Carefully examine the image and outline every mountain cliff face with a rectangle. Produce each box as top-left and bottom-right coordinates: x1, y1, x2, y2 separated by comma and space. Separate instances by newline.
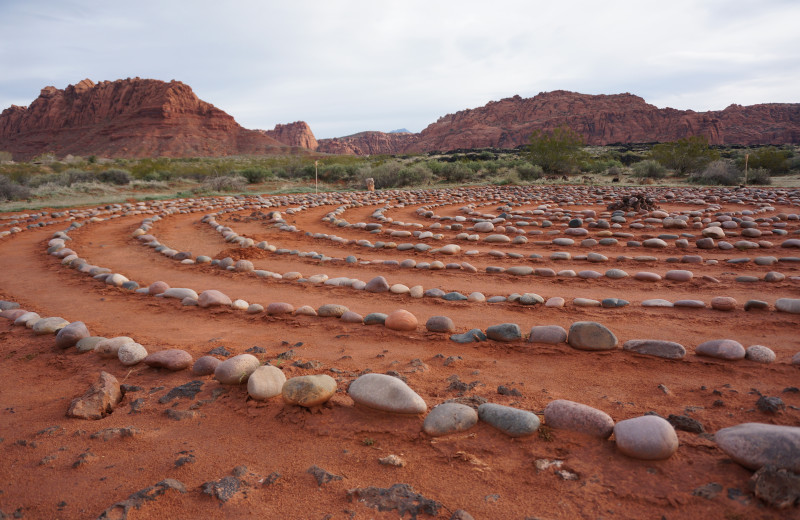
315, 91, 800, 155
2, 81, 797, 160
0, 78, 289, 160
260, 121, 318, 151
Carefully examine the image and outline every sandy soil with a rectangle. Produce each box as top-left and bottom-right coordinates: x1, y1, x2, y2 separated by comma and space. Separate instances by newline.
0, 185, 798, 520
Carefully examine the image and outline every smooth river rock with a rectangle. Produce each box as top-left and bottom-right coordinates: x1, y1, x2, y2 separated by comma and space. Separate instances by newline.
144, 349, 193, 371
384, 309, 418, 331
55, 321, 90, 349
247, 365, 287, 400
214, 354, 260, 384
623, 340, 686, 360
614, 415, 679, 460
348, 373, 427, 414
423, 402, 478, 437
478, 403, 540, 437
282, 374, 337, 407
568, 321, 618, 351
715, 423, 800, 472
695, 339, 745, 360
544, 399, 614, 439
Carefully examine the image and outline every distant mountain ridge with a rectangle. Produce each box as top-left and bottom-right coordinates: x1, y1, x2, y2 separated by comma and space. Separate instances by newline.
312, 90, 800, 155
1, 79, 798, 160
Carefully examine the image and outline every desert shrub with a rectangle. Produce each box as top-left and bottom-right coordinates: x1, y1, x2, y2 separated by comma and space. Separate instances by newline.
235, 167, 272, 184
607, 165, 624, 177
492, 170, 521, 185
26, 172, 70, 188
516, 163, 543, 181
440, 162, 474, 183
65, 168, 95, 185
632, 160, 667, 178
0, 176, 31, 201
689, 160, 742, 185
425, 161, 444, 175
527, 125, 587, 173
651, 135, 719, 174
97, 168, 131, 185
742, 147, 791, 173
318, 164, 349, 183
201, 175, 247, 192
584, 159, 623, 174
130, 179, 169, 189
398, 164, 433, 186
746, 167, 771, 185
69, 181, 117, 194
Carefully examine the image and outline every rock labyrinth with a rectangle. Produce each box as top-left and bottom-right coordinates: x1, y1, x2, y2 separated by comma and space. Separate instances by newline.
1, 184, 799, 518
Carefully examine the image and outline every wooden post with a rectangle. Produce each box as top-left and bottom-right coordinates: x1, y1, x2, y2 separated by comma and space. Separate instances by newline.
315, 160, 318, 194
744, 153, 749, 187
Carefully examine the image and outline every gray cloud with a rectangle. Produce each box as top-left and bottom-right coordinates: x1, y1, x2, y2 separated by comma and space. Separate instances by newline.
1, 0, 798, 139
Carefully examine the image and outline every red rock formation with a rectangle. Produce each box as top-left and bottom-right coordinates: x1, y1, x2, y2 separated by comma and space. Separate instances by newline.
0, 78, 291, 160
316, 91, 800, 155
261, 121, 319, 150
317, 131, 419, 156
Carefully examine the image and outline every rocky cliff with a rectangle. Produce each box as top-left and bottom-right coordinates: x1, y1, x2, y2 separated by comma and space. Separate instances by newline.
316, 91, 800, 155
0, 78, 290, 160
260, 121, 318, 150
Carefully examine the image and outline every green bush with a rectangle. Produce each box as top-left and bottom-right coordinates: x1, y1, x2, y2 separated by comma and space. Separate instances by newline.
689, 160, 742, 185
97, 168, 131, 185
65, 169, 95, 185
632, 160, 667, 178
746, 167, 771, 185
651, 135, 719, 174
318, 164, 349, 183
527, 125, 587, 173
516, 163, 543, 181
0, 175, 31, 201
236, 167, 272, 184
440, 162, 473, 183
201, 175, 247, 192
742, 147, 791, 173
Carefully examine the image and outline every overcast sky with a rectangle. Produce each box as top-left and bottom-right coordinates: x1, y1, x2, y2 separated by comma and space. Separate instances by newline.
1, 0, 798, 139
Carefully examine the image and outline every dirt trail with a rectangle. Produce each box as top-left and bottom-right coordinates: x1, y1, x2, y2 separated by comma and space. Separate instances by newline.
0, 186, 798, 519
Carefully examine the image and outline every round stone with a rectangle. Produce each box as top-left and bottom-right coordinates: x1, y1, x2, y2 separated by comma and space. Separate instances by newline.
32, 317, 69, 335
744, 300, 769, 311
545, 297, 565, 308
198, 290, 233, 308
426, 316, 455, 333
450, 329, 488, 343
478, 403, 540, 437
544, 399, 614, 439
484, 234, 511, 243
339, 311, 364, 323
573, 298, 601, 307
634, 272, 662, 282
775, 298, 800, 314
282, 374, 337, 407
94, 336, 135, 358
614, 415, 679, 460
474, 221, 494, 232
384, 310, 418, 331
528, 325, 567, 344
118, 343, 148, 366
715, 423, 800, 472
143, 349, 193, 371
161, 288, 199, 300
294, 305, 317, 316
55, 321, 90, 349
234, 259, 254, 272
486, 323, 522, 342
665, 270, 693, 281
266, 302, 294, 315
76, 336, 106, 353
695, 339, 745, 360
423, 403, 478, 437
214, 354, 260, 384
365, 276, 390, 293
317, 304, 349, 317
467, 292, 485, 302
623, 340, 686, 359
192, 355, 222, 376
674, 299, 705, 308
519, 293, 544, 305
507, 266, 533, 276
745, 345, 776, 364
710, 296, 737, 311
568, 321, 618, 351
348, 373, 427, 414
363, 312, 388, 325
601, 298, 629, 308
247, 365, 287, 400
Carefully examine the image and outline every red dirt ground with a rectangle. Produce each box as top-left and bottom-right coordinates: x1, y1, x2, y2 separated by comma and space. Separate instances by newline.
0, 185, 798, 519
